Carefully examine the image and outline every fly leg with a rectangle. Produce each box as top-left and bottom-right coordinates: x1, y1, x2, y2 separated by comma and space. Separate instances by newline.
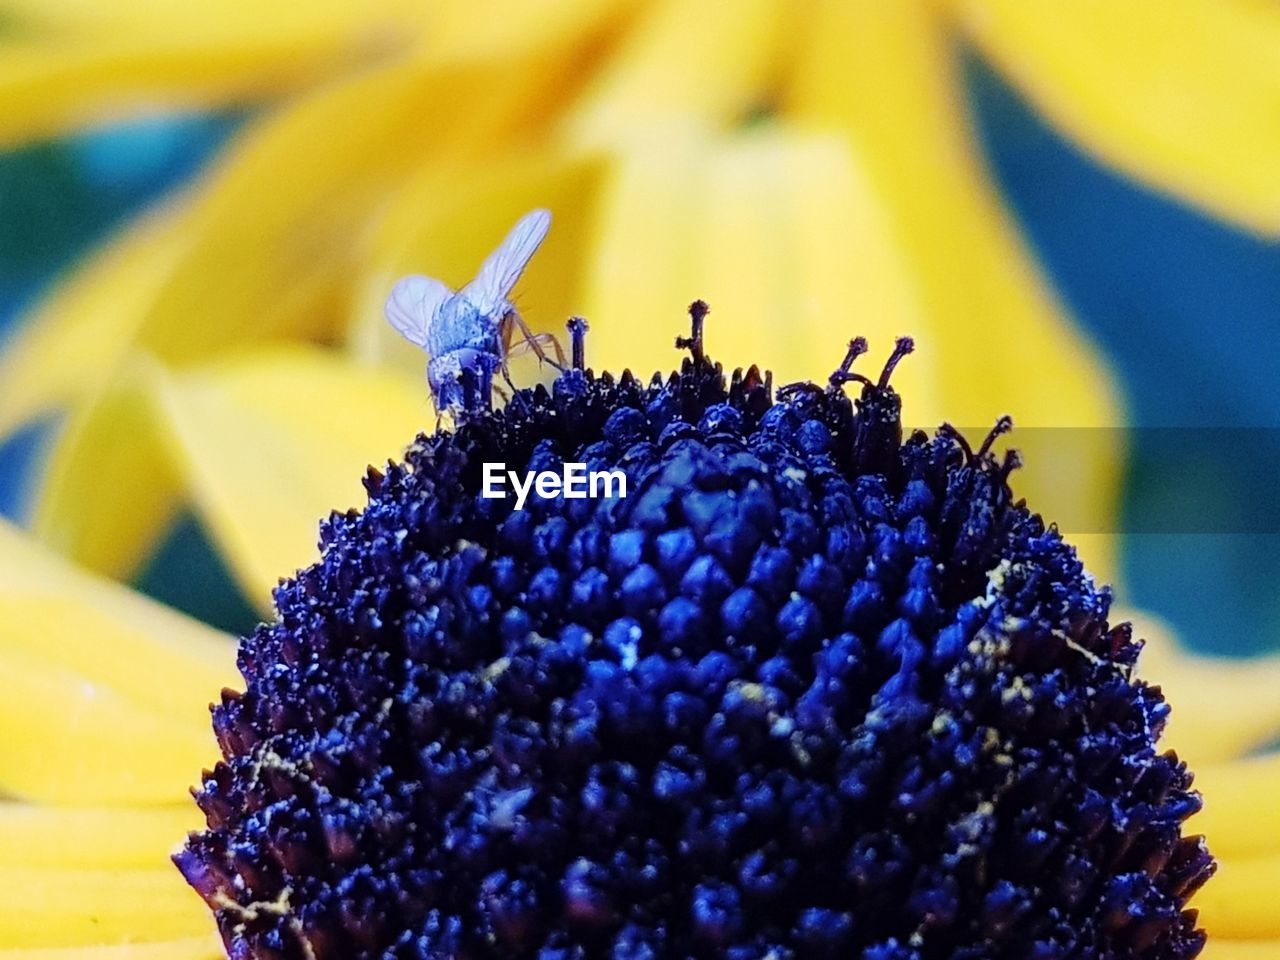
507, 311, 566, 370
507, 333, 565, 364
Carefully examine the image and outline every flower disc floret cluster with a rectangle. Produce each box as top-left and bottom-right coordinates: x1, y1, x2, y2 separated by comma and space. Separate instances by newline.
178, 336, 1212, 960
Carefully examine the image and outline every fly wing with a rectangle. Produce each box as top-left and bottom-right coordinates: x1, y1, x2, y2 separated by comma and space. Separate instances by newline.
385, 274, 451, 348
460, 209, 551, 316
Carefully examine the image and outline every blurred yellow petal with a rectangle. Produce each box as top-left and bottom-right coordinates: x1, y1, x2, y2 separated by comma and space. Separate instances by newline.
0, 0, 621, 59
1202, 942, 1280, 960
154, 347, 430, 602
32, 348, 429, 603
0, 938, 221, 960
128, 60, 444, 366
1133, 610, 1280, 765
421, 0, 641, 68
0, 805, 198, 869
562, 0, 791, 149
582, 130, 939, 417
0, 519, 234, 804
0, 19, 411, 148
1195, 754, 1280, 861
786, 0, 1121, 583
0, 207, 183, 440
0, 0, 635, 443
34, 358, 181, 580
1194, 856, 1280, 940
0, 0, 415, 38
0, 647, 213, 807
349, 150, 608, 373
0, 867, 211, 947
128, 3, 638, 369
952, 0, 1280, 236
0, 594, 228, 744
0, 519, 231, 664
1, 0, 630, 70
0, 68, 460, 441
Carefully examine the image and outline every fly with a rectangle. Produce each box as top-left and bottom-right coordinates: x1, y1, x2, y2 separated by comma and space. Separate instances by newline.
385, 209, 563, 416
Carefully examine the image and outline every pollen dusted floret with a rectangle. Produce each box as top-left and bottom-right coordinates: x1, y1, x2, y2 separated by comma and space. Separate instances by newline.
177, 313, 1212, 960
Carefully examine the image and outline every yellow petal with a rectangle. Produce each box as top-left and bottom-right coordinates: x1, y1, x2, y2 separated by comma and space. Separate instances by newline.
0, 940, 220, 960
0, 805, 199, 869
1193, 855, 1280, 940
33, 358, 181, 580
32, 348, 429, 604
421, 0, 642, 68
158, 347, 432, 603
127, 59, 442, 367
0, 0, 414, 38
951, 0, 1280, 236
126, 2, 639, 369
0, 519, 232, 668
0, 23, 409, 149
0, 0, 630, 441
0, 519, 235, 804
0, 646, 211, 808
785, 0, 1122, 583
0, 0, 621, 67
561, 0, 791, 149
0, 66, 469, 441
349, 150, 608, 375
1201, 941, 1280, 960
582, 130, 939, 418
0, 867, 211, 947
0, 16, 622, 444
1132, 610, 1280, 765
1195, 754, 1280, 861
0, 206, 183, 440
0, 595, 226, 746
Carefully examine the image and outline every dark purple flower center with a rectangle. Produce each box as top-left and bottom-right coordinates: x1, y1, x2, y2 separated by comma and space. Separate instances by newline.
178, 312, 1211, 960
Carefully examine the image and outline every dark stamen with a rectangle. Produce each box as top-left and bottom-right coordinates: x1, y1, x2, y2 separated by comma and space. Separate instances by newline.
828, 337, 872, 393
978, 415, 1014, 460
676, 300, 710, 364
878, 336, 915, 389
567, 317, 589, 371
1000, 448, 1023, 481
938, 423, 973, 462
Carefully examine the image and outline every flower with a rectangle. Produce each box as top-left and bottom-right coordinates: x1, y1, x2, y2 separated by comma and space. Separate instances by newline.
0, 322, 1279, 955
175, 325, 1216, 958
0, 1, 1276, 955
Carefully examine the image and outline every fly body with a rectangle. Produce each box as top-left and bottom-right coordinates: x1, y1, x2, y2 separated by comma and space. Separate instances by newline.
385, 209, 562, 416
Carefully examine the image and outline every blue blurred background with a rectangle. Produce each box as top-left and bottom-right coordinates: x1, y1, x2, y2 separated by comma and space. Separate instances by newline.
1, 59, 1277, 654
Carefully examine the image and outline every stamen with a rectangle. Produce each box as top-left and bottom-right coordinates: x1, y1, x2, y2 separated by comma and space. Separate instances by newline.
828, 337, 872, 393
1000, 448, 1023, 481
676, 300, 710, 364
938, 422, 974, 462
567, 317, 589, 371
878, 336, 915, 389
978, 415, 1014, 460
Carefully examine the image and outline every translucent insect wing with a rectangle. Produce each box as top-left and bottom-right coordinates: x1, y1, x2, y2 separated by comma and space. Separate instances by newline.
460, 209, 552, 315
385, 274, 452, 348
